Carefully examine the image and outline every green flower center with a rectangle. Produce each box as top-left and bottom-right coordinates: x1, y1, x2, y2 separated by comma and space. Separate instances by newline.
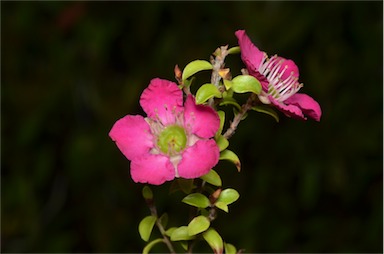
157, 125, 187, 154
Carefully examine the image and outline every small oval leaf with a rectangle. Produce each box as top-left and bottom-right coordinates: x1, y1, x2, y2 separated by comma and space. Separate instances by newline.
180, 241, 188, 251
252, 105, 279, 122
196, 84, 222, 104
227, 46, 240, 55
231, 75, 262, 94
165, 227, 177, 237
159, 213, 168, 229
217, 188, 240, 205
143, 238, 164, 254
215, 135, 229, 152
215, 111, 226, 138
219, 150, 241, 172
182, 60, 213, 81
200, 169, 222, 187
139, 215, 157, 242
188, 215, 210, 236
215, 201, 229, 213
182, 193, 210, 208
219, 97, 241, 111
170, 226, 196, 241
223, 79, 233, 90
224, 242, 237, 254
177, 178, 195, 194
202, 228, 223, 253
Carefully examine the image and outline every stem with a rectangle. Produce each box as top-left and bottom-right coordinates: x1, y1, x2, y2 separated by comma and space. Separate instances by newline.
223, 93, 256, 140
209, 46, 229, 107
146, 199, 176, 254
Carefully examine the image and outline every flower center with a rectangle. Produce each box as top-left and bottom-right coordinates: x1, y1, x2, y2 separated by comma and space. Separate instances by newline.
157, 125, 187, 155
258, 54, 302, 102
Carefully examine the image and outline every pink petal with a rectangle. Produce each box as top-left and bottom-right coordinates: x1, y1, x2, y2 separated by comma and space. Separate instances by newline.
235, 30, 264, 71
184, 95, 220, 138
284, 93, 322, 121
131, 154, 175, 185
109, 115, 154, 161
269, 96, 306, 120
140, 78, 183, 125
178, 139, 219, 179
273, 57, 300, 80
235, 30, 269, 91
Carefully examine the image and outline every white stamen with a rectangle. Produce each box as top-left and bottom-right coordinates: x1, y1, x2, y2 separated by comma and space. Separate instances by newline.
258, 54, 302, 102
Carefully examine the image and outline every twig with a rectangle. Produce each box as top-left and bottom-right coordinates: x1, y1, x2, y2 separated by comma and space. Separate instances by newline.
223, 94, 256, 140
209, 46, 229, 107
146, 199, 176, 254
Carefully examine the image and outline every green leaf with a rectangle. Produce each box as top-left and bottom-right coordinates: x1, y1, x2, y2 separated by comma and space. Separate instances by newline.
215, 111, 225, 138
223, 79, 233, 90
180, 241, 188, 251
143, 238, 164, 254
215, 135, 229, 152
217, 188, 240, 205
200, 169, 222, 187
202, 228, 223, 253
142, 186, 153, 200
224, 242, 237, 254
177, 178, 195, 194
252, 105, 280, 122
165, 227, 177, 237
188, 215, 210, 236
139, 215, 157, 242
159, 213, 168, 229
233, 107, 248, 121
215, 201, 228, 213
231, 75, 262, 94
196, 83, 222, 104
227, 46, 241, 55
219, 150, 241, 172
182, 193, 210, 208
170, 226, 196, 241
219, 97, 241, 111
182, 60, 213, 81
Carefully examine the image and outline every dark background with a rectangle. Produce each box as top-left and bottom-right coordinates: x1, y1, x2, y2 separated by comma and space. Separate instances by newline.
1, 1, 383, 253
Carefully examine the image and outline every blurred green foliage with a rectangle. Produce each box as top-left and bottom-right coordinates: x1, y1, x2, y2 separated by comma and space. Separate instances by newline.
1, 1, 382, 253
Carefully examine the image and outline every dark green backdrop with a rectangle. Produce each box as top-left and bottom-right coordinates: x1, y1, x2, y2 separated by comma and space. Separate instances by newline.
2, 1, 382, 253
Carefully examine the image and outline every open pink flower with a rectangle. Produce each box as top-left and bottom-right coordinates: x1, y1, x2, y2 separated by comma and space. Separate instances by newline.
109, 78, 220, 185
235, 30, 322, 121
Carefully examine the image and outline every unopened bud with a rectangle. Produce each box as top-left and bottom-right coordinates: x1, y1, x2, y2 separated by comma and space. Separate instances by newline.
174, 64, 182, 83
210, 188, 222, 204
142, 185, 153, 200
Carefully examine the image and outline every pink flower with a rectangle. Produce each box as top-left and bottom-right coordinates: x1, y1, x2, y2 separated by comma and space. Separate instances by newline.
235, 30, 322, 121
109, 78, 220, 185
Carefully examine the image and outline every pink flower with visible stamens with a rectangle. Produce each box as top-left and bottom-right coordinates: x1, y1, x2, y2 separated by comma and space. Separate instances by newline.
109, 78, 220, 185
235, 30, 322, 121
